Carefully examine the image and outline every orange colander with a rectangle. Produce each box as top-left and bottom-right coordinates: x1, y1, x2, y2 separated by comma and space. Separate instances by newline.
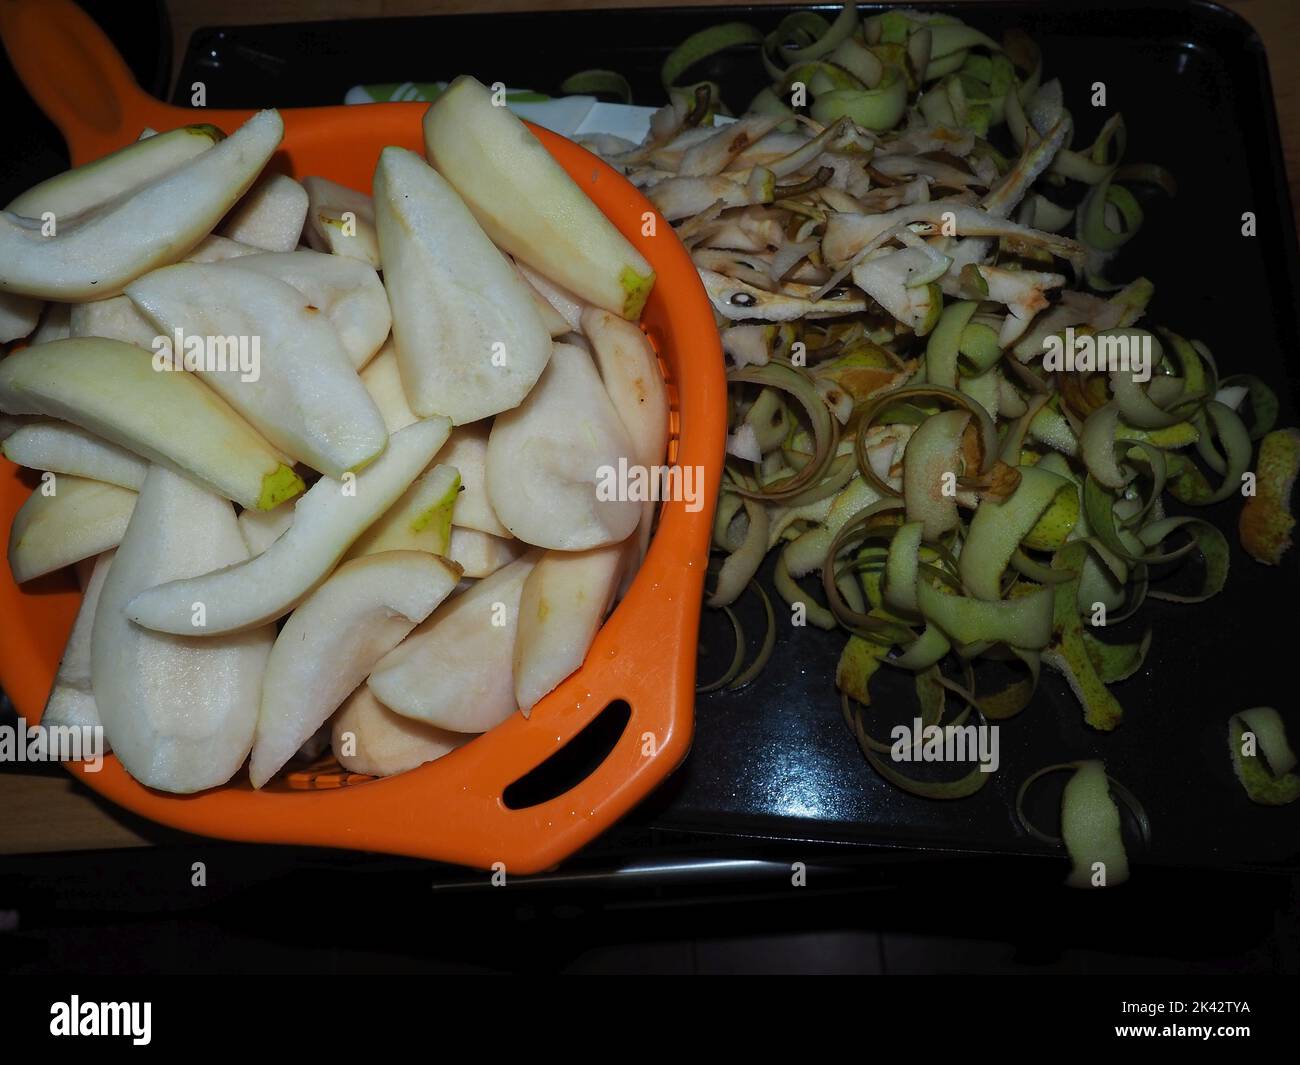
0, 0, 725, 873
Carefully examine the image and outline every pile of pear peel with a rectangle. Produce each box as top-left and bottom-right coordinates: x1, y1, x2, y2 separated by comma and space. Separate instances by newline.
0, 75, 667, 793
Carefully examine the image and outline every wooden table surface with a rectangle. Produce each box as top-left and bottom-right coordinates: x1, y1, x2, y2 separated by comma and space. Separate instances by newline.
2, 0, 1297, 855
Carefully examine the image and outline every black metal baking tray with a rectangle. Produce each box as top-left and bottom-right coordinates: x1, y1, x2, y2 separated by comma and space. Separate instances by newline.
12, 2, 1300, 874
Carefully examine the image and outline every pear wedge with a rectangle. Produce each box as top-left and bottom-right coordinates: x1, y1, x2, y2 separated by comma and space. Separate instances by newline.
332, 685, 468, 776
2, 420, 148, 490
42, 550, 114, 740
580, 307, 670, 562
513, 262, 571, 337
346, 463, 460, 559
8, 475, 136, 583
248, 550, 461, 787
514, 543, 627, 713
0, 337, 303, 510
447, 527, 526, 578
126, 261, 388, 478
221, 250, 391, 369
516, 260, 586, 332
91, 465, 274, 793
237, 502, 294, 555
220, 172, 308, 252
7, 123, 223, 220
373, 146, 551, 423
0, 292, 41, 343
30, 303, 71, 345
360, 338, 419, 432
368, 551, 539, 732
486, 342, 640, 549
70, 294, 156, 348
423, 76, 655, 320
302, 175, 381, 267
0, 110, 283, 300
125, 417, 451, 635
186, 234, 261, 263
439, 423, 508, 536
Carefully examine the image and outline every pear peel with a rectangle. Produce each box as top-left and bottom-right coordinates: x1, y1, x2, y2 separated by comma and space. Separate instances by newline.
249, 550, 461, 788
486, 342, 640, 550
125, 418, 452, 635
368, 551, 540, 732
90, 465, 274, 794
373, 145, 552, 424
0, 110, 284, 300
126, 261, 389, 478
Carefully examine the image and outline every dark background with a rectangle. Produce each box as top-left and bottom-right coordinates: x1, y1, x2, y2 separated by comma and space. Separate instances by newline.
1, 0, 1298, 974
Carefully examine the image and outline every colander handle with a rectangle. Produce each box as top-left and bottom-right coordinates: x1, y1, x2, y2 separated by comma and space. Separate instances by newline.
0, 0, 172, 163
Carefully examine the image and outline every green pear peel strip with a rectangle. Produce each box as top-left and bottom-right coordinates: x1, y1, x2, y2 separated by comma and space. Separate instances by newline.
0, 337, 302, 511
8, 475, 137, 583
1234, 707, 1298, 779
1061, 760, 1130, 888
0, 111, 283, 300
959, 465, 1072, 600
125, 418, 451, 635
249, 550, 461, 788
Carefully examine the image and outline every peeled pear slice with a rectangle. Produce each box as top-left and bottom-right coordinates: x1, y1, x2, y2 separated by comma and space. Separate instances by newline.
513, 262, 570, 337
423, 76, 655, 320
360, 338, 419, 432
125, 418, 451, 635
514, 543, 626, 713
30, 303, 71, 345
8, 475, 137, 582
0, 110, 283, 300
302, 175, 380, 267
516, 261, 586, 332
346, 463, 459, 559
220, 172, 308, 252
69, 295, 156, 348
581, 307, 671, 561
2, 420, 147, 490
486, 342, 640, 549
237, 502, 294, 555
373, 146, 551, 423
42, 550, 114, 740
249, 550, 461, 787
447, 527, 526, 578
186, 234, 261, 263
91, 465, 274, 793
221, 250, 391, 369
0, 292, 41, 342
439, 423, 508, 536
368, 551, 539, 732
332, 686, 468, 777
127, 262, 387, 478
0, 337, 302, 510
7, 123, 222, 220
